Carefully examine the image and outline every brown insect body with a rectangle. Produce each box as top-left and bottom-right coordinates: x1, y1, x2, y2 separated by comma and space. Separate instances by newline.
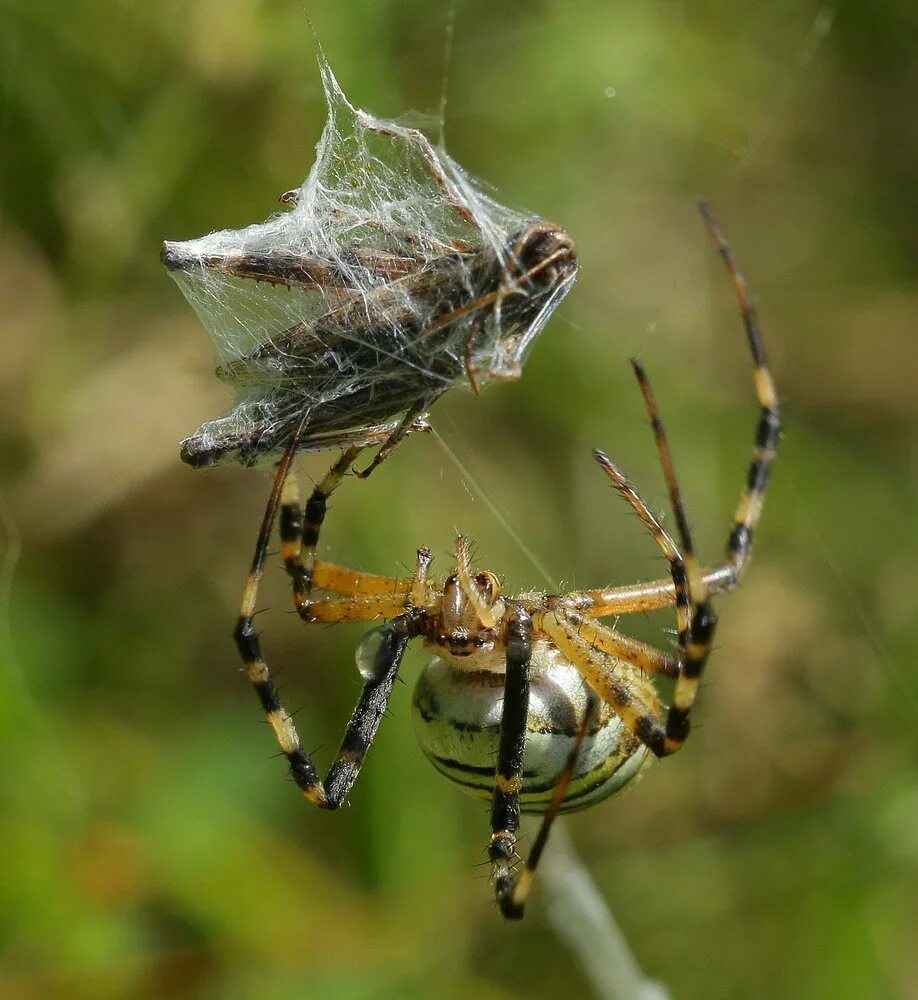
166, 221, 576, 468
163, 60, 578, 471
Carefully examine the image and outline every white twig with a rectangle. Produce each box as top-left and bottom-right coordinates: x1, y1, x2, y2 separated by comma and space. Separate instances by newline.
536, 818, 669, 1000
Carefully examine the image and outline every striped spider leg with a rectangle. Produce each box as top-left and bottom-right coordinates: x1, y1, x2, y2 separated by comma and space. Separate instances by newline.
491, 458, 685, 918
569, 201, 782, 617
491, 202, 782, 915
232, 412, 432, 809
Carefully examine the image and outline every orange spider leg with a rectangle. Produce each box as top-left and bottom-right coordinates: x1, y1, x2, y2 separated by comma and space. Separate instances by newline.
567, 565, 736, 618
300, 547, 434, 623
537, 608, 665, 751
545, 606, 679, 678
310, 562, 414, 599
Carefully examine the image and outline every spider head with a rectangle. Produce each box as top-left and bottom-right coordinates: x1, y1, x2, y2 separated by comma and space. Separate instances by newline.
433, 538, 505, 658
507, 221, 578, 293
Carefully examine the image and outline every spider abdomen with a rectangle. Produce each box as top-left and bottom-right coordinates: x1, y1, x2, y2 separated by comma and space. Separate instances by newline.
411, 640, 652, 814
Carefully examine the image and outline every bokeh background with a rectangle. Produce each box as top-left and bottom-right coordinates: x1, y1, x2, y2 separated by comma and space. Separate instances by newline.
1, 2, 916, 997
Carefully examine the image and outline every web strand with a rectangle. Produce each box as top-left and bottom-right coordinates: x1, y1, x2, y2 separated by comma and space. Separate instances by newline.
431, 425, 557, 590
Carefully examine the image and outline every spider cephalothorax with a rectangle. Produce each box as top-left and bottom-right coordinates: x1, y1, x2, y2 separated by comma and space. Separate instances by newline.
426, 564, 503, 655
229, 204, 781, 919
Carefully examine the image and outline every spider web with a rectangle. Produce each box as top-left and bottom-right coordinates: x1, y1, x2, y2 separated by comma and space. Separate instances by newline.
162, 56, 577, 468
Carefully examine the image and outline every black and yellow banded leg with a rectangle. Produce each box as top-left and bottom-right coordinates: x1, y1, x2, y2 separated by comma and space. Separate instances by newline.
699, 201, 782, 581
626, 205, 781, 755
235, 413, 308, 698
630, 359, 713, 756
279, 472, 303, 579
564, 212, 780, 622
319, 616, 415, 807
232, 417, 321, 802
239, 609, 415, 808
489, 606, 532, 913
286, 446, 364, 609
233, 420, 415, 808
496, 697, 598, 920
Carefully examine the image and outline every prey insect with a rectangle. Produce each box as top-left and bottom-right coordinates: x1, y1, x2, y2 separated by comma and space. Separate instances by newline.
164, 59, 577, 474
233, 204, 782, 918
165, 217, 576, 473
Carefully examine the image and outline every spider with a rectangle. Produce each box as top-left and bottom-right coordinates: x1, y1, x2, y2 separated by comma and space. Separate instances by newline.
231, 204, 781, 918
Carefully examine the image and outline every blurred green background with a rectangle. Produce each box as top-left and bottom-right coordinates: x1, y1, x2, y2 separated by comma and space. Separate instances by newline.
1, 2, 916, 997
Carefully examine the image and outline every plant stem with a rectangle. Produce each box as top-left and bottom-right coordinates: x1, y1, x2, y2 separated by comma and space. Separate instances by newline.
537, 819, 669, 1000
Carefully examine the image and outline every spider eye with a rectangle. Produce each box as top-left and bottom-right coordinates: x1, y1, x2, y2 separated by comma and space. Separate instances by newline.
475, 572, 501, 602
